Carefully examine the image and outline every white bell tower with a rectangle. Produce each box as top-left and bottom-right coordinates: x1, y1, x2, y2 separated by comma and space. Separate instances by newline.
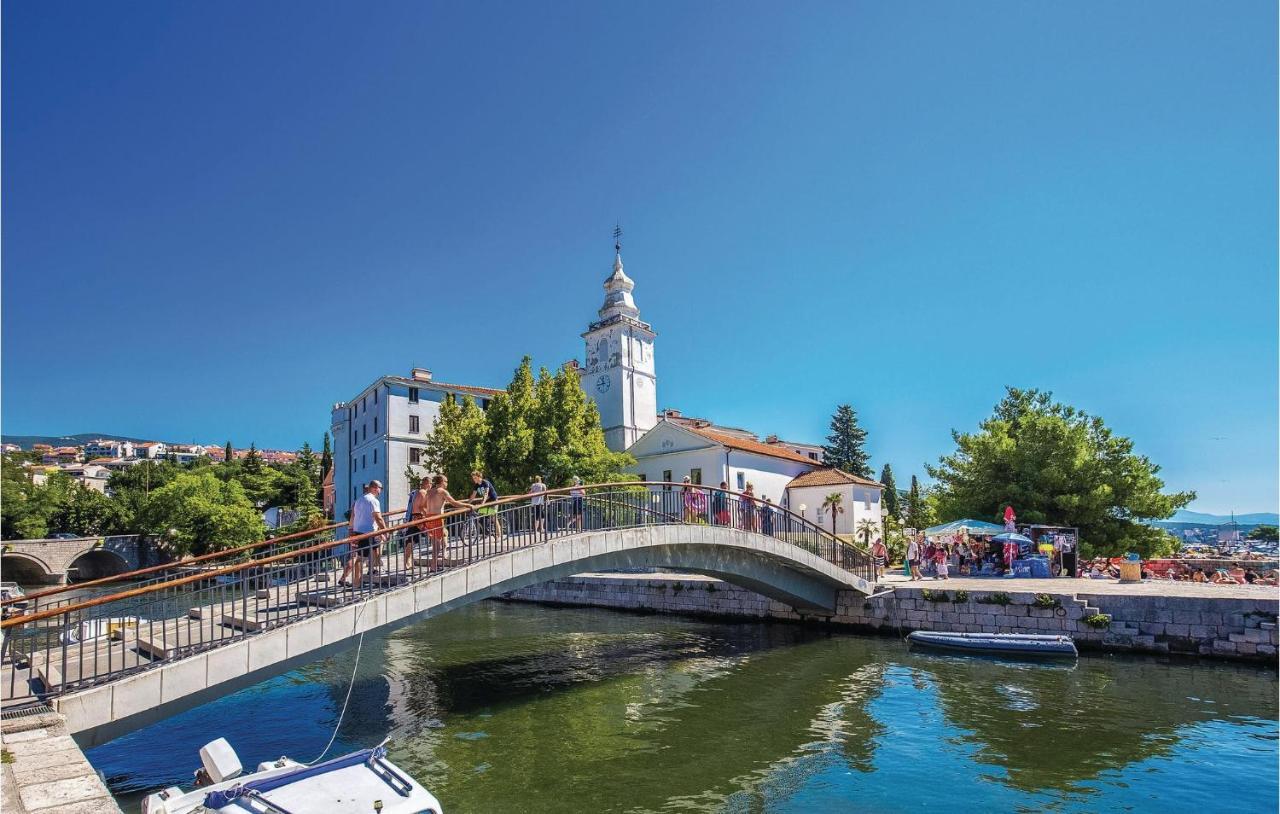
581, 228, 657, 452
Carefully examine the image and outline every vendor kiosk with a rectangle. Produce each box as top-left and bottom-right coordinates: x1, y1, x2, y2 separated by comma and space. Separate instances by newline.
1024, 525, 1080, 577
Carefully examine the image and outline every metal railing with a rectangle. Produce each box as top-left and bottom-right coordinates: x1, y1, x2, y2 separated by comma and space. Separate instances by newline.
0, 483, 872, 706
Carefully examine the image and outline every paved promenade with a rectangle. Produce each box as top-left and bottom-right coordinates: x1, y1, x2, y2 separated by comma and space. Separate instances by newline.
1, 712, 120, 813
877, 572, 1278, 599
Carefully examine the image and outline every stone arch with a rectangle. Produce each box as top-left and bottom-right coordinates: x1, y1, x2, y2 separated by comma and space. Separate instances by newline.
67, 549, 131, 582
1, 552, 57, 585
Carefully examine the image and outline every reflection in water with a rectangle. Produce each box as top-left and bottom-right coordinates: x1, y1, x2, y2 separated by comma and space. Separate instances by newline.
91, 602, 1278, 814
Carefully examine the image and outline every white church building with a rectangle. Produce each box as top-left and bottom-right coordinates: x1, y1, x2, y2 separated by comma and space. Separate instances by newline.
327, 235, 883, 539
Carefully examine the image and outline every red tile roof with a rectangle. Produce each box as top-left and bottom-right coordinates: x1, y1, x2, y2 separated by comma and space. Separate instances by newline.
684, 426, 820, 466
787, 468, 882, 489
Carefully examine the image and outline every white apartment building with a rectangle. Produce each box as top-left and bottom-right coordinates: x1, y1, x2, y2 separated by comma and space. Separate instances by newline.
84, 439, 136, 460
329, 368, 501, 524
136, 441, 167, 459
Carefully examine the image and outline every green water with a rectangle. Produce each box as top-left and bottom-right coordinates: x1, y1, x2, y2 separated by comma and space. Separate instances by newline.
93, 602, 1279, 813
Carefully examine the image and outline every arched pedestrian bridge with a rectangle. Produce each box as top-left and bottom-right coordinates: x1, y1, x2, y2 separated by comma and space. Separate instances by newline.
0, 484, 876, 747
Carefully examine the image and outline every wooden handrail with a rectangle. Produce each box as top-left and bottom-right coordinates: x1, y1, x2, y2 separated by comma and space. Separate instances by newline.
1, 481, 864, 629
0, 519, 350, 607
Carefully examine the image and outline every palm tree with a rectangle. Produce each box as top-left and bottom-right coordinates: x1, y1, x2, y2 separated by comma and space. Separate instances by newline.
856, 518, 877, 546
822, 492, 844, 538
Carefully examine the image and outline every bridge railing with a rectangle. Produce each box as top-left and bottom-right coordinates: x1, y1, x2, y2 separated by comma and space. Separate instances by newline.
0, 483, 872, 704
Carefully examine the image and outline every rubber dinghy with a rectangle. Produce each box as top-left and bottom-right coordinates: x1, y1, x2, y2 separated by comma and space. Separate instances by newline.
906, 631, 1078, 658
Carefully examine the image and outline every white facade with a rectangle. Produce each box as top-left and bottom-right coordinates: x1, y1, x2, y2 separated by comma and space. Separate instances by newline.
787, 480, 884, 540
581, 249, 657, 453
627, 421, 815, 508
84, 440, 135, 460
136, 442, 167, 459
330, 369, 499, 525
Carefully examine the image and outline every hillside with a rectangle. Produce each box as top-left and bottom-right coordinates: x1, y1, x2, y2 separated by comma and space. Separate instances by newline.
2, 432, 159, 449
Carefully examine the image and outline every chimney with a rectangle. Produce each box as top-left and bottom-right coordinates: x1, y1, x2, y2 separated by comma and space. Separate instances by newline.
411, 367, 433, 382
663, 409, 682, 418
765, 434, 779, 444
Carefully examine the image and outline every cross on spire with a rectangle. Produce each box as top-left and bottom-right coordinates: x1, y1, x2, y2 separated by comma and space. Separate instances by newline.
613, 223, 623, 253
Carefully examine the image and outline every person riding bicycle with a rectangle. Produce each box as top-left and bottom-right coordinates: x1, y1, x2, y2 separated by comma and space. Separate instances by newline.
469, 470, 503, 543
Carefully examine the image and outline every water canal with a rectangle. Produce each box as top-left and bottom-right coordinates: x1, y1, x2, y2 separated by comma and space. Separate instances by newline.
88, 601, 1278, 813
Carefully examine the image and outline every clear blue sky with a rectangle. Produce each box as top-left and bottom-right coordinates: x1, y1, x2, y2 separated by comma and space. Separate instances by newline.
3, 2, 1275, 514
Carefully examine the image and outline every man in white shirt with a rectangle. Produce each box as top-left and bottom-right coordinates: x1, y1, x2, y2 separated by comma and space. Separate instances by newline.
906, 535, 923, 581
529, 475, 548, 534
346, 480, 386, 586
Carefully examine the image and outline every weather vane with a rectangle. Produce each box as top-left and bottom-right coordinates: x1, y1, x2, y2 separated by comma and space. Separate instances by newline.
613, 222, 623, 253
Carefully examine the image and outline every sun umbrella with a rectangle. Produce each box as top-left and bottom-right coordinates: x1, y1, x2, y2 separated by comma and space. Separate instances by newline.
923, 519, 1006, 536
991, 532, 1034, 546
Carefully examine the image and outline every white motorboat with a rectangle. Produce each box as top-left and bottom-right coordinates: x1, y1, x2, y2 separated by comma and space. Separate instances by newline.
142, 737, 444, 814
59, 616, 139, 644
0, 581, 28, 610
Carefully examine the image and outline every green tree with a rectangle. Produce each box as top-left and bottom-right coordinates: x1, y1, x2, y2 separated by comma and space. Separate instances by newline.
243, 443, 263, 474
139, 471, 264, 556
927, 388, 1193, 558
482, 357, 539, 494
822, 404, 872, 478
821, 492, 844, 538
424, 394, 488, 493
879, 464, 900, 519
320, 433, 333, 480
856, 517, 878, 545
1247, 524, 1278, 542
904, 474, 933, 532
49, 483, 128, 536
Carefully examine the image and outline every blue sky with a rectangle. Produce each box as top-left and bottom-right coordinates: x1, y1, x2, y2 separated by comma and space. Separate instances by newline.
3, 2, 1275, 513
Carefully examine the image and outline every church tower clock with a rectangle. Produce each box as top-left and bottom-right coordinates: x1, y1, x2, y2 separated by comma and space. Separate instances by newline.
581, 230, 657, 452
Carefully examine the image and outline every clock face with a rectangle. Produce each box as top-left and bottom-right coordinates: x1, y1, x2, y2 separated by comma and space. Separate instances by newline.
595, 375, 611, 394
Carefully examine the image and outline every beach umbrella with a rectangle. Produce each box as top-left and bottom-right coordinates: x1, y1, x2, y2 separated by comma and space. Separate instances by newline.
991, 532, 1034, 546
923, 519, 1006, 536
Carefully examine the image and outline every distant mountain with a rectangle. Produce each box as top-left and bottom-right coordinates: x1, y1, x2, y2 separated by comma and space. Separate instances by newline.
1166, 509, 1278, 526
2, 432, 159, 449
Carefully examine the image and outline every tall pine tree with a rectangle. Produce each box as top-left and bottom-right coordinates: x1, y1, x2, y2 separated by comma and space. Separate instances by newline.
906, 473, 926, 529
821, 404, 871, 478
879, 463, 900, 519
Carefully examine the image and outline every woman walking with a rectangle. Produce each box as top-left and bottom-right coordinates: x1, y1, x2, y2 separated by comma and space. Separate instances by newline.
907, 534, 924, 581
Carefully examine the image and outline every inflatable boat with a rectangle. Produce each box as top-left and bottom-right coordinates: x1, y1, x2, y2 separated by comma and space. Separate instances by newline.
906, 631, 1078, 658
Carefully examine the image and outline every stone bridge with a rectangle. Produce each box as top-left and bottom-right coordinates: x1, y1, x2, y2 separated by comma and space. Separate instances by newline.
1, 536, 145, 585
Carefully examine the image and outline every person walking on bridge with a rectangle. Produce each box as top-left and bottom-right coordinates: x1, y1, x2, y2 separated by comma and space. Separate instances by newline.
529, 475, 548, 535
347, 480, 386, 586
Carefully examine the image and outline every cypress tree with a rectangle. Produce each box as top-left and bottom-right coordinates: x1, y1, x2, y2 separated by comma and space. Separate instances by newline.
905, 474, 925, 531
821, 404, 872, 478
224, 441, 234, 463
320, 432, 333, 480
879, 463, 900, 519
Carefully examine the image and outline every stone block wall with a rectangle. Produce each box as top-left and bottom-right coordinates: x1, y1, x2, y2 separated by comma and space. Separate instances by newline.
504, 577, 1279, 663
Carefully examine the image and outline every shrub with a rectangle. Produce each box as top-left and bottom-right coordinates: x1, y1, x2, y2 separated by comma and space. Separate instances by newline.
953, 590, 969, 603
921, 589, 950, 602
1033, 593, 1061, 609
976, 593, 1012, 606
1084, 613, 1111, 629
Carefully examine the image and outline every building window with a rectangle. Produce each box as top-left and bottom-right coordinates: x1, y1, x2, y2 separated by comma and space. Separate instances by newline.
662, 469, 672, 490
409, 387, 419, 404
736, 472, 745, 490
639, 473, 647, 483
410, 448, 422, 464
809, 452, 818, 460
351, 458, 356, 473
864, 490, 872, 510
373, 417, 378, 435
690, 468, 702, 485
373, 449, 377, 465
374, 388, 378, 404
362, 454, 366, 469
361, 396, 366, 414
409, 415, 420, 434
363, 425, 367, 442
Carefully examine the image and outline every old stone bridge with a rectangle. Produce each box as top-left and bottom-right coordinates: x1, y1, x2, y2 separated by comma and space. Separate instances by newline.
1, 535, 146, 585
